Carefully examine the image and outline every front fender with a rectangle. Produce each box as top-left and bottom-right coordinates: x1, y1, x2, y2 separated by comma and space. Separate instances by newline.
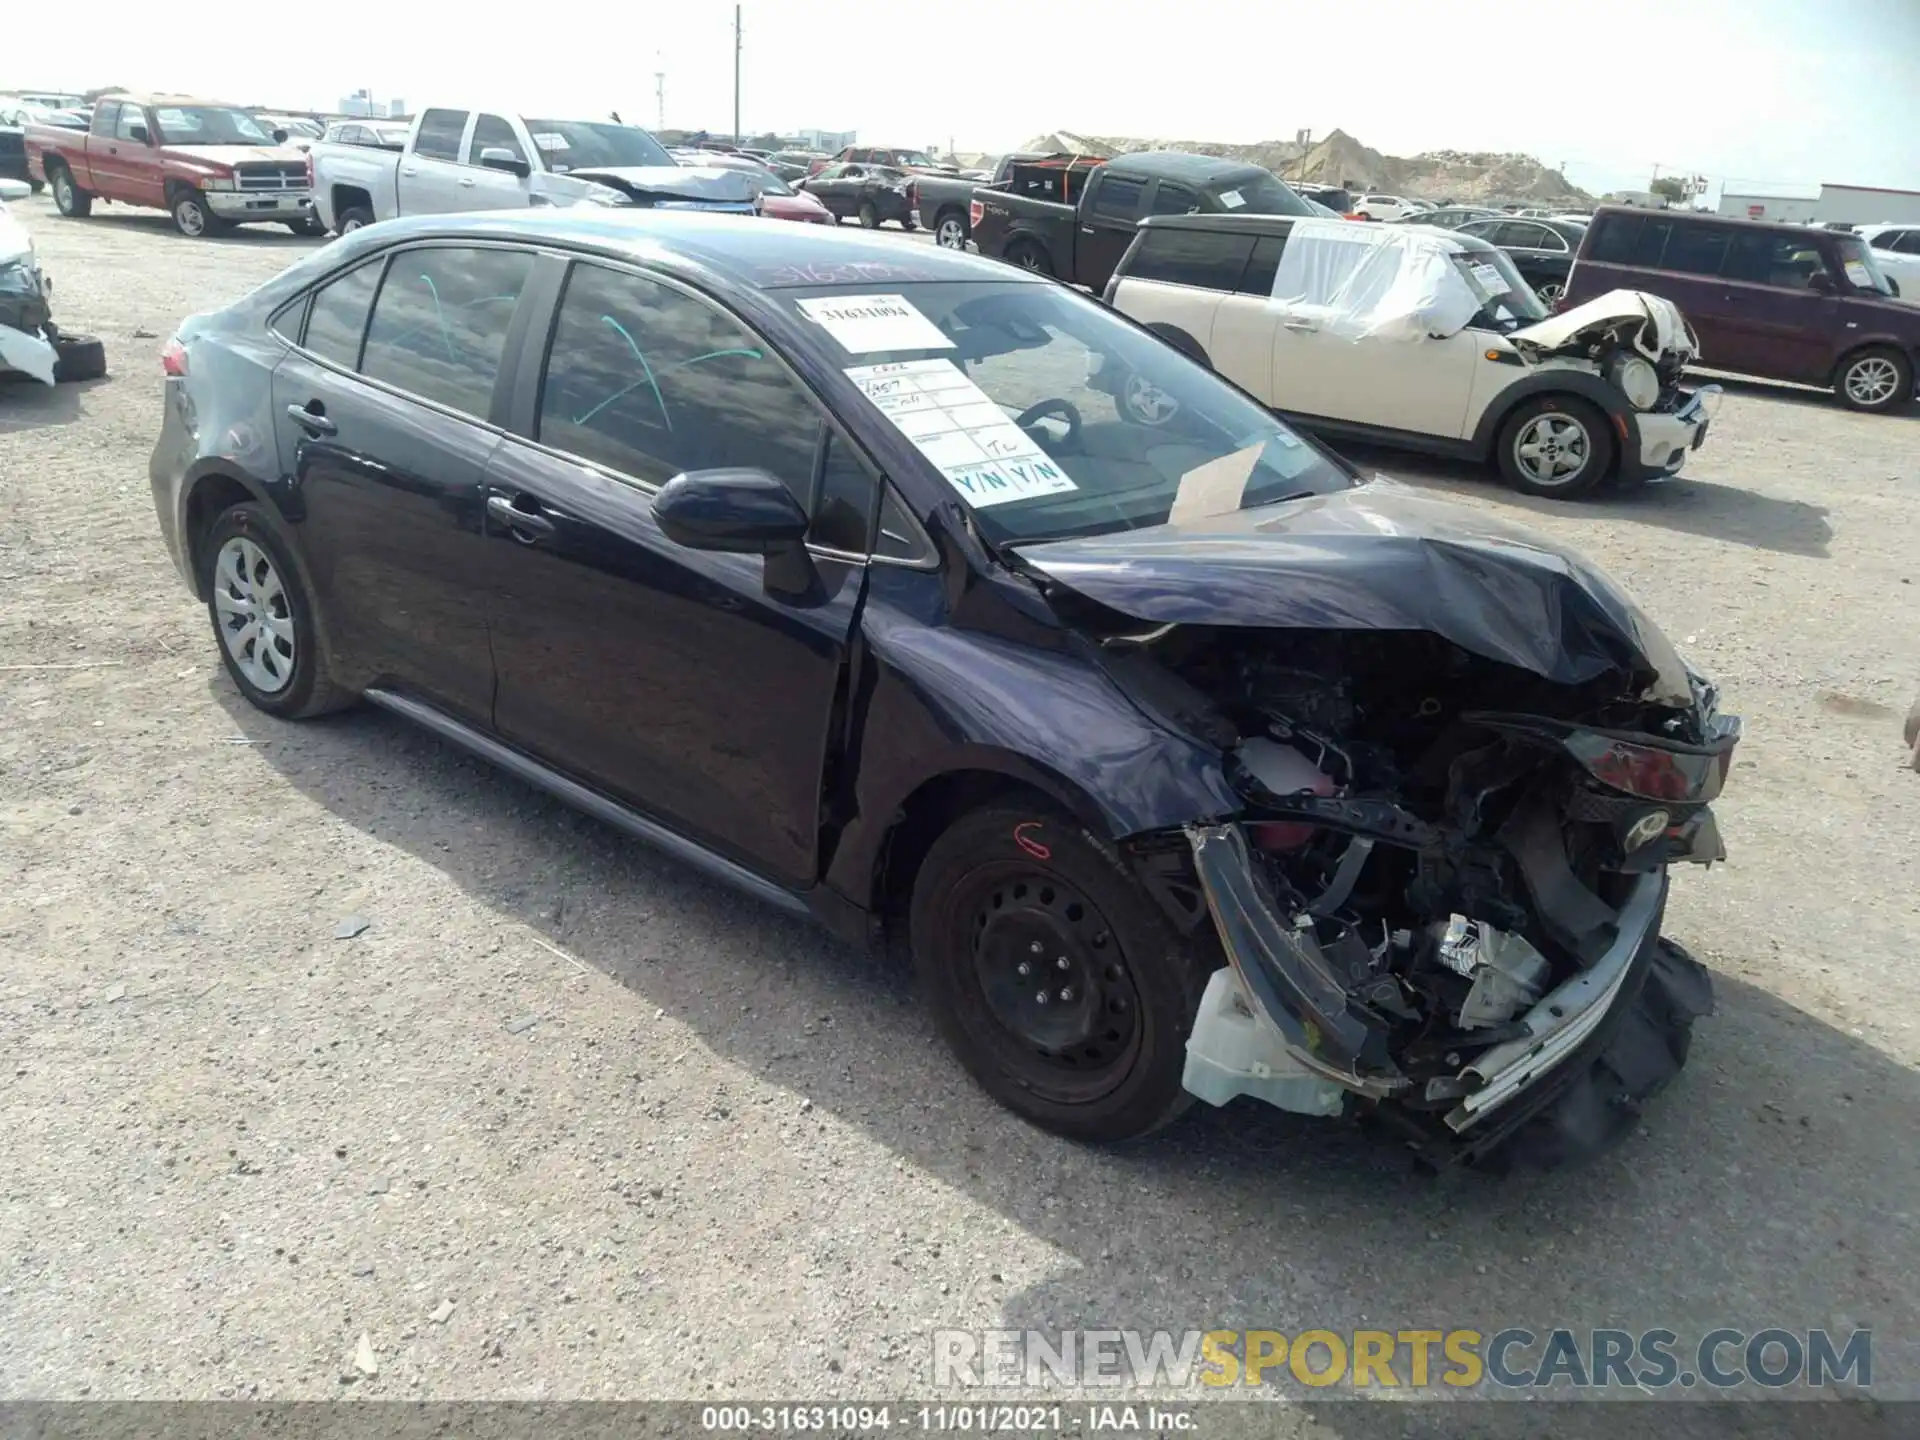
823, 582, 1240, 909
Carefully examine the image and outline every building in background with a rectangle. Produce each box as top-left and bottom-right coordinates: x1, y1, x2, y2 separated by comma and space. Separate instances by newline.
338, 91, 407, 119
1817, 183, 1920, 226
796, 128, 855, 152
1717, 187, 1819, 223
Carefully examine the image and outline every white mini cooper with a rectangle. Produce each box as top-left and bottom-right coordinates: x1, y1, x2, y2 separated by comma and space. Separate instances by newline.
1101, 213, 1718, 499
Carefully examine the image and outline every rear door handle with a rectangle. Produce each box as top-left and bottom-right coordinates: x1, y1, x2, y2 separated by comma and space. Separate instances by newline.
401, 166, 417, 176
1282, 320, 1319, 333
487, 493, 557, 542
285, 403, 336, 436
1081, 226, 1095, 234
459, 177, 476, 187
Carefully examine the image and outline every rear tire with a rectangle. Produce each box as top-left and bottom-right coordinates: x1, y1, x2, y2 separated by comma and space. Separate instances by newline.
934, 212, 967, 249
1006, 240, 1052, 276
1834, 345, 1912, 413
859, 199, 879, 229
909, 804, 1214, 1143
1495, 394, 1614, 499
49, 163, 91, 217
336, 206, 375, 235
51, 333, 107, 383
200, 503, 355, 720
287, 216, 327, 237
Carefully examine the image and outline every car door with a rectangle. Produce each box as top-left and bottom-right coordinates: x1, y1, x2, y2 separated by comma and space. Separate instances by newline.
1201, 229, 1286, 402
808, 163, 851, 217
480, 257, 870, 888
79, 102, 120, 194
460, 112, 536, 210
397, 107, 470, 214
268, 242, 537, 724
114, 103, 168, 209
1077, 171, 1148, 293
1713, 228, 1847, 382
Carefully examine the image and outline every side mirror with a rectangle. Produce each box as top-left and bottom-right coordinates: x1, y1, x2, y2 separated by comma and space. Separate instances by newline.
1807, 270, 1835, 295
479, 147, 532, 178
271, 127, 289, 143
128, 124, 150, 144
655, 469, 810, 553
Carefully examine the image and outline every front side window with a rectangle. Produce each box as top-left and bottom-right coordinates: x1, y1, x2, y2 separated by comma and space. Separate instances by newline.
153, 107, 271, 146
1127, 227, 1254, 292
413, 109, 468, 162
114, 106, 148, 143
301, 260, 383, 368
1151, 183, 1200, 217
783, 281, 1349, 546
538, 263, 822, 498
469, 114, 525, 166
1090, 174, 1147, 220
1832, 235, 1896, 295
360, 247, 533, 418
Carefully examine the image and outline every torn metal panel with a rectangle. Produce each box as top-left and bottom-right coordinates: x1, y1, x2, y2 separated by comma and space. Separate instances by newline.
0, 322, 56, 384
1509, 288, 1696, 364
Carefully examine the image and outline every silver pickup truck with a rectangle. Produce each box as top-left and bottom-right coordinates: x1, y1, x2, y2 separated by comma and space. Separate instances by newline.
310, 107, 761, 234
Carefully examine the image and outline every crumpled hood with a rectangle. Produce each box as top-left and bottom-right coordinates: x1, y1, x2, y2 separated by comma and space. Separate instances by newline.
568, 165, 760, 210
1509, 288, 1695, 363
1018, 482, 1693, 703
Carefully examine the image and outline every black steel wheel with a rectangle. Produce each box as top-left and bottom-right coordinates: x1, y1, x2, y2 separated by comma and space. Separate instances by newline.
909, 805, 1214, 1141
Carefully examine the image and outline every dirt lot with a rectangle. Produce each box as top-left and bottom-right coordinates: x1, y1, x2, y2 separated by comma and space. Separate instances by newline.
3, 199, 1918, 1419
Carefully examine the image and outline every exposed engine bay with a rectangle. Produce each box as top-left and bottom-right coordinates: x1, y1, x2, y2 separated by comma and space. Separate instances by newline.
1102, 623, 1734, 1167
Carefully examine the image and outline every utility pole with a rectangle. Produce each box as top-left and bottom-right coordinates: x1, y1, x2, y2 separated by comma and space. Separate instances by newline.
733, 5, 742, 144
655, 52, 666, 131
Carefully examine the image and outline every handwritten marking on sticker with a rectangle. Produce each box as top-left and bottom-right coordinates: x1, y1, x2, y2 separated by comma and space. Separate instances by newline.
1470, 262, 1508, 295
798, 294, 953, 353
1013, 822, 1052, 860
846, 360, 1079, 508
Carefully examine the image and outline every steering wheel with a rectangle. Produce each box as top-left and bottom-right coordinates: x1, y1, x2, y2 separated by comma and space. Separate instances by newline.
1014, 397, 1083, 451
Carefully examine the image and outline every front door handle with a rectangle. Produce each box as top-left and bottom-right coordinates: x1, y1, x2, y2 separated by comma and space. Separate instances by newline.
401, 166, 417, 176
487, 493, 557, 542
1282, 320, 1319, 333
1081, 225, 1095, 234
459, 177, 476, 187
285, 403, 336, 436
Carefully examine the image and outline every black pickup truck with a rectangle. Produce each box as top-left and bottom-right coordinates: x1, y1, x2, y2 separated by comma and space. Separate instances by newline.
913, 150, 1065, 249
970, 151, 1312, 291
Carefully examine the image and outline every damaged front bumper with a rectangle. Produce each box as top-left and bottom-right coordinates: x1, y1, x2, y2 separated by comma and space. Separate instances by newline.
1180, 809, 1721, 1163
0, 320, 56, 384
1624, 384, 1721, 482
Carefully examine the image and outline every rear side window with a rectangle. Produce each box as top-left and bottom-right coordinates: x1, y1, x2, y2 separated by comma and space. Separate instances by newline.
413, 109, 468, 162
301, 260, 383, 368
1889, 231, 1920, 255
1127, 228, 1254, 293
361, 247, 533, 417
1588, 214, 1673, 267
1240, 233, 1289, 294
469, 113, 525, 166
1090, 174, 1147, 220
1661, 224, 1734, 276
537, 262, 822, 498
1151, 183, 1200, 217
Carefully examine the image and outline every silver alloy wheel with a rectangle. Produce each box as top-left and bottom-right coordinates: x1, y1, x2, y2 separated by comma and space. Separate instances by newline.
1536, 280, 1565, 303
1512, 412, 1592, 486
341, 215, 366, 233
176, 198, 207, 237
53, 171, 73, 209
936, 216, 966, 249
1123, 371, 1180, 426
1015, 248, 1042, 272
213, 537, 295, 694
1844, 355, 1901, 407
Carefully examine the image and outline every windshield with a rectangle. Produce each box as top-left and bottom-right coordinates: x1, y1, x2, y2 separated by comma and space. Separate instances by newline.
1833, 236, 1896, 296
895, 150, 936, 167
153, 107, 273, 146
1210, 171, 1314, 216
1451, 248, 1549, 326
524, 120, 673, 172
782, 281, 1350, 545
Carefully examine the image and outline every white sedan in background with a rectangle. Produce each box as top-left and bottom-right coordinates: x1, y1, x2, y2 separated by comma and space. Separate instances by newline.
1855, 224, 1920, 304
1351, 193, 1430, 222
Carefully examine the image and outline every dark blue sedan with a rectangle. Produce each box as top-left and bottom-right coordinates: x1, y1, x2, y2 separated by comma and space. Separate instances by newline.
150, 211, 1733, 1167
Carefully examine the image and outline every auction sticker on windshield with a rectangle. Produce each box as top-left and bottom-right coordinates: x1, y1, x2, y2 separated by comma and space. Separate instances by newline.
1844, 259, 1874, 288
799, 294, 953, 353
847, 360, 1077, 508
1469, 262, 1508, 295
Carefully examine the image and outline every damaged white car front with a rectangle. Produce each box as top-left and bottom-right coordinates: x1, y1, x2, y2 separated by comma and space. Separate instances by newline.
0, 177, 56, 385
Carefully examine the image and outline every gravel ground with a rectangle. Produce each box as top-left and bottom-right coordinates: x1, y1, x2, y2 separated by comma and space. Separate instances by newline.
2, 200, 1918, 1423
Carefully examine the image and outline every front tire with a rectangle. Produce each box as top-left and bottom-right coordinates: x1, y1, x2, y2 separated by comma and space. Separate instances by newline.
1496, 394, 1614, 499
201, 504, 354, 719
909, 805, 1214, 1142
49, 164, 91, 217
858, 200, 879, 229
1834, 346, 1912, 413
171, 190, 215, 238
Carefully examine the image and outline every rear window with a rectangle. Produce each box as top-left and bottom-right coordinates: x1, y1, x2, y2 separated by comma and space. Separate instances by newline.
1207, 172, 1313, 216
1127, 228, 1255, 292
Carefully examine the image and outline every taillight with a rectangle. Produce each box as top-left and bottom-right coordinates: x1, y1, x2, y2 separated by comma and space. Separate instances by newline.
160, 339, 188, 377
304, 151, 315, 189
969, 198, 983, 228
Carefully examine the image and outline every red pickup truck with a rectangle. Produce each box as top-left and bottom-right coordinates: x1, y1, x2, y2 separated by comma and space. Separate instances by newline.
27, 93, 321, 238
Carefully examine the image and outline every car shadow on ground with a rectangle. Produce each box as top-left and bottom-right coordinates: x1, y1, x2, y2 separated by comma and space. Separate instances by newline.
0, 372, 100, 432
1337, 446, 1835, 560
215, 686, 1915, 1428
43, 209, 323, 248
1688, 369, 1920, 421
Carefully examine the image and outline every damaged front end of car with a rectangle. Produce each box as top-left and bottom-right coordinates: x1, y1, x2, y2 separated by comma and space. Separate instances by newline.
1024, 486, 1736, 1168
0, 205, 57, 385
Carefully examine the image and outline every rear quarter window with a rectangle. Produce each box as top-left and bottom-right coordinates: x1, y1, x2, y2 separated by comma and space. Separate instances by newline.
1126, 228, 1255, 293
1588, 214, 1674, 267
299, 260, 383, 368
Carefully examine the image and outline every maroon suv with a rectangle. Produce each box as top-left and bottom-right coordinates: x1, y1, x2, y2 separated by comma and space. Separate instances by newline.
1563, 207, 1918, 413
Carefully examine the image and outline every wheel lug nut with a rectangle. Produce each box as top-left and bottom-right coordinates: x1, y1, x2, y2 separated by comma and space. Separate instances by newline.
1029, 941, 1043, 954
1059, 987, 1074, 1002
1055, 956, 1069, 970
1016, 962, 1031, 977
1034, 991, 1049, 1005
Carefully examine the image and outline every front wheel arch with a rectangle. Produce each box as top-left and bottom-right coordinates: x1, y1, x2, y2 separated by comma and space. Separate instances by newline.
1144, 322, 1211, 368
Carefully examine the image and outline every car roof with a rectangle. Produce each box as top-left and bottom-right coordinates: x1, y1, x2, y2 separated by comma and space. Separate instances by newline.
1104, 151, 1269, 184
1138, 212, 1498, 255
327, 209, 1040, 290
1587, 204, 1831, 239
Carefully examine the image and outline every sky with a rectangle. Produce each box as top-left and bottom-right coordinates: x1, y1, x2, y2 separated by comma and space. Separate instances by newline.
11, 0, 1920, 200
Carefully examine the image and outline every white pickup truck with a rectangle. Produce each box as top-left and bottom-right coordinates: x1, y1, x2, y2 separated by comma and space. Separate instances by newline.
311, 107, 761, 234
